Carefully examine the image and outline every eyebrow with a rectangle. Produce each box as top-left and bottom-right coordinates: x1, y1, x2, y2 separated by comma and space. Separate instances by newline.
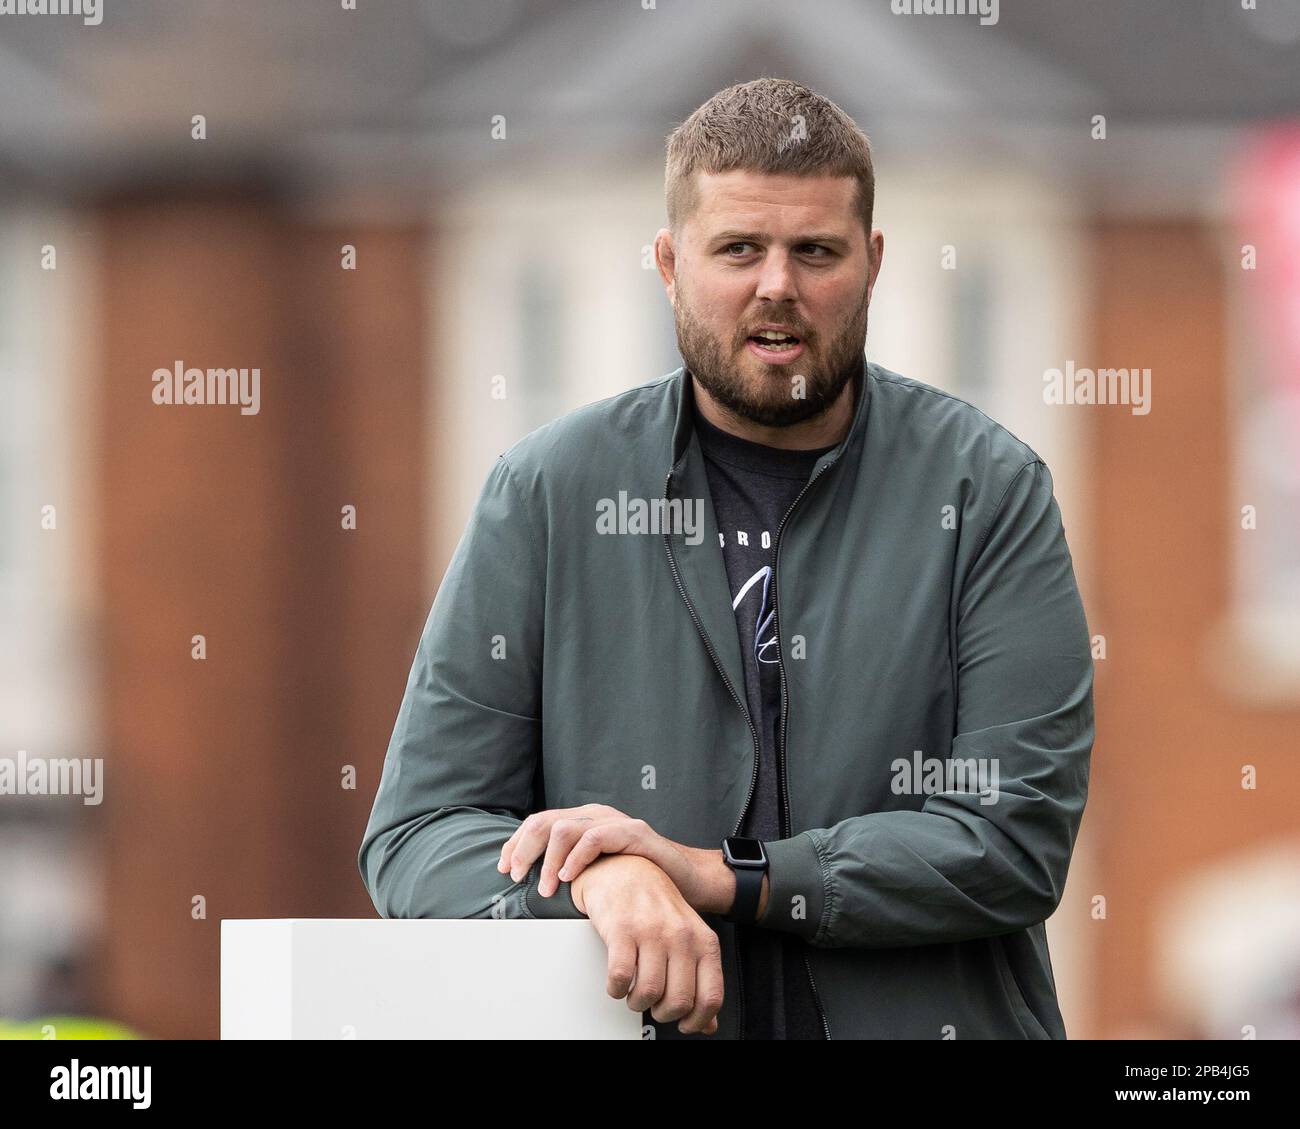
710, 230, 851, 249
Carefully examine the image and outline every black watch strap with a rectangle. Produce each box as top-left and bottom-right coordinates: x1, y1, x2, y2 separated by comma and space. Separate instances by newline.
729, 862, 765, 925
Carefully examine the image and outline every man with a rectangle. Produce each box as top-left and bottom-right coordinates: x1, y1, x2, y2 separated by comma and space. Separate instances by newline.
358, 78, 1094, 1040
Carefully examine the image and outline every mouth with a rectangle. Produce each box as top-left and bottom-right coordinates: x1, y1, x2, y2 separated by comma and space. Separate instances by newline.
745, 328, 804, 363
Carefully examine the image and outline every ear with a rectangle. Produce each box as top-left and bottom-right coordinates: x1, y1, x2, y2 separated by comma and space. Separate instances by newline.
866, 228, 885, 304
654, 227, 678, 303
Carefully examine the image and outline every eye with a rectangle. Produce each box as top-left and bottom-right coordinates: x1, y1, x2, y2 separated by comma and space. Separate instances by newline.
723, 242, 755, 256
798, 244, 832, 257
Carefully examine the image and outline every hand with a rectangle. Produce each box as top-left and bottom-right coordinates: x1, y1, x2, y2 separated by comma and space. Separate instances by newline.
572, 854, 724, 1036
497, 803, 676, 896
498, 804, 755, 915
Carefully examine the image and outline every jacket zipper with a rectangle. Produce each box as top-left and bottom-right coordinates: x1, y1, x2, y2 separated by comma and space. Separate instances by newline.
662, 468, 762, 1041
663, 456, 836, 1041
771, 461, 834, 1040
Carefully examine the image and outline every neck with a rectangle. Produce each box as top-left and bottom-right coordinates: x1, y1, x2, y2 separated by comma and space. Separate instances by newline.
691, 371, 857, 450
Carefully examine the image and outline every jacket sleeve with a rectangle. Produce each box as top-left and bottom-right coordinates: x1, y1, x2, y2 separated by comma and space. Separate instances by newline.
357, 455, 588, 921
757, 458, 1093, 948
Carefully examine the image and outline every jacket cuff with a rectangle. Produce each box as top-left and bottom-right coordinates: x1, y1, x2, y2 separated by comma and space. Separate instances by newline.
757, 831, 827, 942
520, 860, 588, 920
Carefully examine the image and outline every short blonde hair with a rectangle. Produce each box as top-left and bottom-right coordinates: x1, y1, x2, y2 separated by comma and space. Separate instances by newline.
664, 77, 875, 239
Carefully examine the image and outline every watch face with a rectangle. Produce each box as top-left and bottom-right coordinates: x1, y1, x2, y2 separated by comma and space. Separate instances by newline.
725, 837, 765, 863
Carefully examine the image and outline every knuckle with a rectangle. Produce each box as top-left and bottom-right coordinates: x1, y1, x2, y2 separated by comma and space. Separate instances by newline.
652, 995, 694, 1022
696, 931, 722, 957
629, 981, 664, 1011
699, 989, 724, 1014
667, 922, 695, 947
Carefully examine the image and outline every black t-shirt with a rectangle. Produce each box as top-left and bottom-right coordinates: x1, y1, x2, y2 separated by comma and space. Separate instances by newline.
693, 405, 833, 1040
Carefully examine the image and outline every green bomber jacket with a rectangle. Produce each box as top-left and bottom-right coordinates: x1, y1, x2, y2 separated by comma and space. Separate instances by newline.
358, 359, 1095, 1040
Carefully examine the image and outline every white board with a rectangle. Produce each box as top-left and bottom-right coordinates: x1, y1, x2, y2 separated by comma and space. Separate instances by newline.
220, 919, 641, 1040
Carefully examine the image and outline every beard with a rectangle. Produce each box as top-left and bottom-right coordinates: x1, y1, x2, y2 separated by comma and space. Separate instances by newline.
672, 275, 869, 428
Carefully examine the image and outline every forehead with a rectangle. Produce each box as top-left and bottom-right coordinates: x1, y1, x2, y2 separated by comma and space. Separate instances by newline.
688, 169, 859, 236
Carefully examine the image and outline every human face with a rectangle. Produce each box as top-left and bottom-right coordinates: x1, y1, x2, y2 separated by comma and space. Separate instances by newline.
656, 169, 883, 431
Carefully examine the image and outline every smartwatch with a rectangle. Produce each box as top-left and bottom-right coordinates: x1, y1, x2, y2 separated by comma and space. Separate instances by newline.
722, 836, 768, 925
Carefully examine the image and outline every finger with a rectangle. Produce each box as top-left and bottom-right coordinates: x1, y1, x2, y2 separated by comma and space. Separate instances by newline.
537, 817, 597, 896
505, 813, 556, 881
650, 931, 699, 1024
507, 808, 592, 881
626, 944, 667, 1013
496, 828, 523, 873
605, 934, 637, 1000
677, 944, 725, 1035
587, 803, 629, 821
555, 824, 631, 888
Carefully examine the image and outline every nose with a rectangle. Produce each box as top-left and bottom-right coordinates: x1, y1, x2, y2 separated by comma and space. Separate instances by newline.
753, 249, 798, 305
